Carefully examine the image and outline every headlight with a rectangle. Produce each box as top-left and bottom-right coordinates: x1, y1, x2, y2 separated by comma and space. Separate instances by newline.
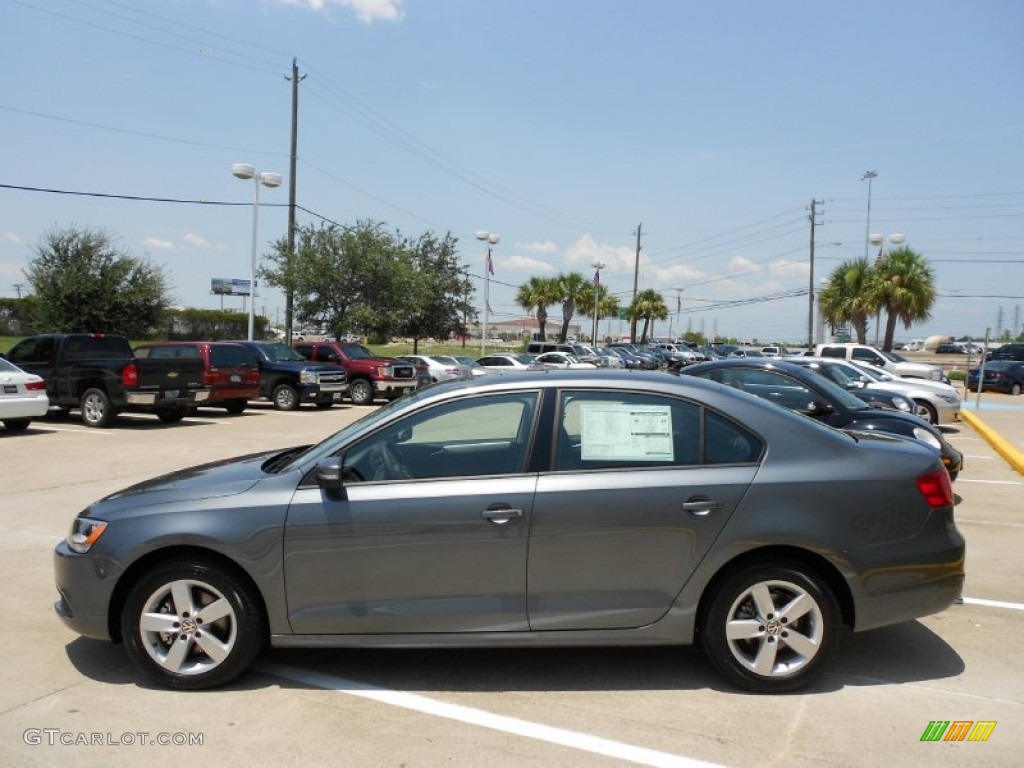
892, 396, 913, 412
912, 426, 942, 451
940, 394, 959, 404
300, 369, 318, 384
66, 518, 108, 553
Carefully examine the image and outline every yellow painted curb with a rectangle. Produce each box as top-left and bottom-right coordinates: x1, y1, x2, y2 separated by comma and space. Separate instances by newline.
961, 409, 1024, 477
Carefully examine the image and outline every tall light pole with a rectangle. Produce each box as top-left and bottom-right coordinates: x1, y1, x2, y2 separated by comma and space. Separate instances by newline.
233, 164, 282, 341
590, 261, 606, 345
861, 170, 877, 260
674, 286, 684, 342
475, 231, 499, 356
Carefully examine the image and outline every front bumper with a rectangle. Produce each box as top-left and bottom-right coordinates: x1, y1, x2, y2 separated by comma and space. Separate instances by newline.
53, 540, 122, 642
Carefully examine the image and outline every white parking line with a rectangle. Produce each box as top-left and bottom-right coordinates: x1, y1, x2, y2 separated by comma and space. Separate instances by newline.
259, 663, 724, 768
957, 478, 1022, 485
28, 426, 114, 435
962, 597, 1024, 612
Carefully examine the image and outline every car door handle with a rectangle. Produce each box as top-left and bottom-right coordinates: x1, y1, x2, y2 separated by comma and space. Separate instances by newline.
681, 500, 724, 516
481, 506, 524, 525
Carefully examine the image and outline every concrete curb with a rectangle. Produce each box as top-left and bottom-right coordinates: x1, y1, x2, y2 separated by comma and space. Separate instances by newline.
961, 409, 1024, 477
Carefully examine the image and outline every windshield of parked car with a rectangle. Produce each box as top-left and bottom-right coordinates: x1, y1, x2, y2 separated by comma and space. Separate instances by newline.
878, 349, 910, 363
257, 343, 307, 362
341, 345, 376, 359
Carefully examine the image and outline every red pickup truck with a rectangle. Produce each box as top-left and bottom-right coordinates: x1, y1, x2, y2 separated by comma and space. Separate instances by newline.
293, 342, 420, 405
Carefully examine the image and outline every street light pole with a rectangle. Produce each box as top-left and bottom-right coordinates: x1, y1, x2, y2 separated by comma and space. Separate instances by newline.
674, 286, 684, 342
868, 232, 905, 346
475, 231, 499, 356
233, 164, 282, 341
590, 261, 606, 345
861, 170, 877, 260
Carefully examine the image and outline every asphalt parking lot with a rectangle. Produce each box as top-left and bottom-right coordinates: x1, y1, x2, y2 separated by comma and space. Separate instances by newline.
1, 398, 1021, 767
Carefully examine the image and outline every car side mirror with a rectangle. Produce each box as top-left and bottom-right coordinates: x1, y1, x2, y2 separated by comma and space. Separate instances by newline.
804, 400, 834, 416
316, 456, 345, 493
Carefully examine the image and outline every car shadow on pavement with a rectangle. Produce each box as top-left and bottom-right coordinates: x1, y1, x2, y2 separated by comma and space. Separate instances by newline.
64, 620, 963, 695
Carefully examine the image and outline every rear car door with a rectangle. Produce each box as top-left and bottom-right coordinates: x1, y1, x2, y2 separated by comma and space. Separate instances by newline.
284, 390, 541, 634
528, 389, 762, 630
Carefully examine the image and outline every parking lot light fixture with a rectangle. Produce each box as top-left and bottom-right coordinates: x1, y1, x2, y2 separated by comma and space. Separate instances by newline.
476, 231, 500, 356
233, 164, 282, 341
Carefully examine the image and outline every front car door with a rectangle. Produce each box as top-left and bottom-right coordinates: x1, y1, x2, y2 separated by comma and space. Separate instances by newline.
528, 389, 763, 630
283, 390, 541, 634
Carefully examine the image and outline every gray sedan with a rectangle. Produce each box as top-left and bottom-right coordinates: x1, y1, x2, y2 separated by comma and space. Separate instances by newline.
54, 370, 964, 693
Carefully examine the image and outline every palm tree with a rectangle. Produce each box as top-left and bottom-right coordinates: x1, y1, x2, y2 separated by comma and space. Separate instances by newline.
555, 272, 590, 342
515, 276, 561, 342
630, 289, 669, 344
870, 247, 936, 352
579, 283, 620, 344
818, 258, 877, 344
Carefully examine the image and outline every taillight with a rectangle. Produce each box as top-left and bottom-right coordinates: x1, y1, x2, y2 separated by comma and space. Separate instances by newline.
26, 380, 47, 391
122, 363, 139, 387
916, 470, 953, 509
246, 369, 260, 383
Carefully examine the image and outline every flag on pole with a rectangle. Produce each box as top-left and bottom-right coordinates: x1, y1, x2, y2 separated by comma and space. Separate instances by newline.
874, 246, 885, 266
593, 270, 600, 287
487, 249, 495, 275
486, 300, 493, 315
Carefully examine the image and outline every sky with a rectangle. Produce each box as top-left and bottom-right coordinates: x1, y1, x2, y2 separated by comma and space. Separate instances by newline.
2, 0, 1023, 345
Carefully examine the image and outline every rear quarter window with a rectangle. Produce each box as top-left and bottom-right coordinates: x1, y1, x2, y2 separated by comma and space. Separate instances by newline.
210, 346, 259, 367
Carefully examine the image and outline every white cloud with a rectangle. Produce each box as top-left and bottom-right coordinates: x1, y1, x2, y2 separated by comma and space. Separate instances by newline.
143, 237, 176, 251
770, 259, 808, 278
0, 262, 24, 277
3, 233, 24, 245
729, 256, 760, 273
275, 0, 403, 23
184, 233, 211, 248
518, 240, 559, 255
501, 254, 557, 273
565, 234, 637, 273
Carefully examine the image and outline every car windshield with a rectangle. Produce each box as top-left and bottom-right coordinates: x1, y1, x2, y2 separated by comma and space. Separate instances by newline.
0, 358, 22, 373
434, 356, 459, 365
342, 345, 376, 360
878, 349, 909, 363
265, 344, 307, 362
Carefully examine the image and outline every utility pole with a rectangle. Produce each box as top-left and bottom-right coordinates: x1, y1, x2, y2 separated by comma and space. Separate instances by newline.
807, 199, 823, 348
630, 223, 642, 342
285, 57, 306, 345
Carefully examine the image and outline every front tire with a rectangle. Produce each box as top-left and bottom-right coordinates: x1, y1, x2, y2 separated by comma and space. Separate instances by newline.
80, 388, 118, 428
1012, 383, 1022, 396
349, 378, 374, 406
120, 559, 266, 690
700, 563, 840, 693
271, 384, 300, 411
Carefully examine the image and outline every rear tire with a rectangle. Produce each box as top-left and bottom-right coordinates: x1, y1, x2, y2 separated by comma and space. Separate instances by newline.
157, 407, 187, 423
701, 562, 840, 693
224, 400, 247, 415
120, 559, 266, 690
3, 418, 31, 431
1012, 383, 1022, 396
315, 401, 334, 409
80, 388, 117, 428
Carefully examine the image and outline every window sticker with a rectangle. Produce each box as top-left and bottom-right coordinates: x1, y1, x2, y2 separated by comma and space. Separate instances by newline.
579, 403, 673, 461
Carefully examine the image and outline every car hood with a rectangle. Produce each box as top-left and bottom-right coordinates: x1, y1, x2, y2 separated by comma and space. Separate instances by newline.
88, 449, 282, 516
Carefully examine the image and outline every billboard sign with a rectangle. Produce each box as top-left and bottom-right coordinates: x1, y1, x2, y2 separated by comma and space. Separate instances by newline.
211, 278, 251, 297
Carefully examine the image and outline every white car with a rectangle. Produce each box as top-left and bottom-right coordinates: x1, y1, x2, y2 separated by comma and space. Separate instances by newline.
476, 354, 544, 371
0, 357, 50, 431
848, 360, 961, 424
398, 355, 466, 382
534, 352, 598, 370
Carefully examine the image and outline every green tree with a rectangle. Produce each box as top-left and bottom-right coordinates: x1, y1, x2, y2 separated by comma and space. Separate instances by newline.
555, 272, 590, 342
24, 226, 171, 337
263, 220, 407, 343
400, 231, 475, 351
630, 289, 669, 344
578, 282, 620, 343
819, 258, 877, 344
515, 276, 561, 341
871, 247, 937, 352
